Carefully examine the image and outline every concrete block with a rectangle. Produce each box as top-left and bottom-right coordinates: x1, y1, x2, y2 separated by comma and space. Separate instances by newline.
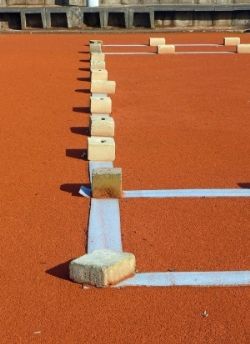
91, 53, 105, 62
91, 96, 112, 114
149, 37, 166, 46
90, 115, 114, 137
158, 45, 175, 54
237, 44, 250, 54
224, 37, 240, 46
91, 60, 106, 70
91, 80, 116, 95
92, 167, 122, 198
69, 249, 136, 287
91, 69, 108, 81
90, 43, 102, 53
90, 39, 103, 45
88, 136, 115, 161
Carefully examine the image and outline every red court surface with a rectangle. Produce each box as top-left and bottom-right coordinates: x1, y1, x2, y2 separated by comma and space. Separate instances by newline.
0, 33, 249, 343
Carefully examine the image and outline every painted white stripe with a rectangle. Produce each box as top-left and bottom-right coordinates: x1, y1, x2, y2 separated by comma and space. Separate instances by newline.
123, 188, 250, 198
87, 199, 122, 253
176, 51, 235, 55
103, 44, 221, 47
115, 271, 250, 287
105, 52, 156, 56
89, 161, 113, 183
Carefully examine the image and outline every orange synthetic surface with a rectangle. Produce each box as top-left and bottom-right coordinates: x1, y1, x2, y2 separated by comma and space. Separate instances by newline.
0, 33, 249, 343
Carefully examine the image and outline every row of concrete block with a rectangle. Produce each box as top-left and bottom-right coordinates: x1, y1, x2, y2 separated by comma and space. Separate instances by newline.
69, 40, 136, 288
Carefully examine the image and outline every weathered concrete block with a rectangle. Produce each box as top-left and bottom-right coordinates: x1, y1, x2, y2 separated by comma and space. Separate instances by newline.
149, 37, 165, 46
158, 44, 175, 54
92, 167, 122, 198
237, 44, 250, 54
88, 136, 115, 161
91, 80, 116, 95
91, 60, 106, 70
224, 37, 240, 46
69, 249, 136, 287
91, 52, 105, 62
91, 96, 112, 114
91, 69, 108, 81
90, 115, 114, 137
90, 43, 102, 53
90, 40, 103, 45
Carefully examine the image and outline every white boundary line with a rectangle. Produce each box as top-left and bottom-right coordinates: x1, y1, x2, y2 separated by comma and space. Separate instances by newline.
103, 44, 222, 47
124, 188, 250, 198
115, 271, 250, 287
104, 51, 234, 56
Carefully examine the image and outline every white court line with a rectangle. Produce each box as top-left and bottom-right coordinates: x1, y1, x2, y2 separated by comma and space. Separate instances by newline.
87, 198, 122, 253
103, 44, 222, 47
79, 187, 250, 199
124, 188, 250, 198
176, 51, 235, 55
105, 52, 156, 55
115, 271, 250, 287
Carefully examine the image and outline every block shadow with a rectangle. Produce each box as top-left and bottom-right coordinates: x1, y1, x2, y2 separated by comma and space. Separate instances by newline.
66, 148, 87, 160
79, 67, 90, 72
72, 106, 90, 114
71, 127, 89, 136
75, 88, 90, 94
77, 77, 90, 82
46, 260, 71, 281
60, 183, 90, 197
238, 183, 250, 189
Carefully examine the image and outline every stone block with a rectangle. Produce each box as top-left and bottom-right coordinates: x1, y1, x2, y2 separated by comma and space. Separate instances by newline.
69, 249, 136, 287
91, 53, 105, 62
90, 96, 112, 114
237, 44, 250, 54
224, 37, 241, 46
90, 43, 102, 53
91, 80, 116, 95
149, 37, 166, 46
91, 69, 108, 81
90, 115, 114, 137
88, 136, 115, 161
158, 44, 175, 54
91, 60, 106, 70
90, 40, 103, 45
92, 167, 122, 198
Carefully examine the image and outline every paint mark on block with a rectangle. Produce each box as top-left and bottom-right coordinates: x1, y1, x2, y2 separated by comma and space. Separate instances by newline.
149, 37, 166, 46
224, 37, 240, 46
69, 249, 136, 287
158, 45, 175, 54
91, 80, 116, 94
90, 96, 112, 114
88, 136, 115, 161
90, 115, 114, 137
237, 44, 250, 54
91, 69, 108, 81
92, 167, 122, 198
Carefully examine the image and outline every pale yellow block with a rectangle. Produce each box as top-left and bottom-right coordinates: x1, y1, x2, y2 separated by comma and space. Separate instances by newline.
237, 44, 250, 54
157, 44, 175, 54
69, 249, 136, 287
91, 53, 105, 62
91, 80, 116, 95
92, 167, 122, 198
90, 115, 115, 137
224, 37, 241, 46
89, 39, 103, 45
91, 69, 108, 81
88, 137, 115, 161
91, 96, 112, 114
149, 37, 166, 46
91, 60, 106, 70
90, 43, 102, 53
